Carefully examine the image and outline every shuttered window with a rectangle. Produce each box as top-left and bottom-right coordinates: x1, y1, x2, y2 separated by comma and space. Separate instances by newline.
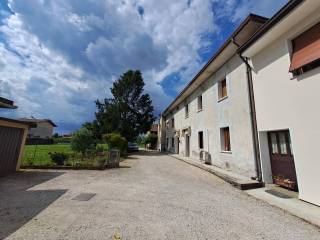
289, 22, 320, 75
198, 131, 204, 149
221, 127, 231, 152
218, 78, 228, 100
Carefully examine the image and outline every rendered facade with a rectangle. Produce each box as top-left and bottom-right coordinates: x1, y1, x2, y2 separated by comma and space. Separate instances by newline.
160, 0, 320, 206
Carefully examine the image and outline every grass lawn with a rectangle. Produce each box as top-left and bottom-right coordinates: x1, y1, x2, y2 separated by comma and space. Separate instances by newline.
23, 144, 73, 166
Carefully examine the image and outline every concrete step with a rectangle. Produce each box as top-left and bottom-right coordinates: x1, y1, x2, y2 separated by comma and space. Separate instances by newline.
169, 154, 263, 190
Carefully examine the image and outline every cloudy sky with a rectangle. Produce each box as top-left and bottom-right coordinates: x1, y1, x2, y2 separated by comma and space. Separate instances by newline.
0, 0, 287, 133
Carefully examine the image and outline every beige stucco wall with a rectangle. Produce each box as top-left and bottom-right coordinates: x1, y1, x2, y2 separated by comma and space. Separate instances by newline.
164, 55, 256, 178
249, 9, 320, 206
28, 122, 54, 138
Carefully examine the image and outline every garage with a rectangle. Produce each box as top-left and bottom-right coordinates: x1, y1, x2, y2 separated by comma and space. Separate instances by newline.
0, 97, 29, 177
0, 118, 29, 177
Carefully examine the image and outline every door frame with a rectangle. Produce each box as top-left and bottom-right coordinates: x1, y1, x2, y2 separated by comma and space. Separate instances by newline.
267, 130, 298, 191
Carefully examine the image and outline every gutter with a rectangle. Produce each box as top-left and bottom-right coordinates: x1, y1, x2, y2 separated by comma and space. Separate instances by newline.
232, 38, 262, 182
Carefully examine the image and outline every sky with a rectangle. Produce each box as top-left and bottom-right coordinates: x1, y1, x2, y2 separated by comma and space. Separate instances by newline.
0, 0, 288, 133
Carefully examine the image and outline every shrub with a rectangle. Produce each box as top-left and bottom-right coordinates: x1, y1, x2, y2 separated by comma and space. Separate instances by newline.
71, 127, 95, 157
144, 133, 158, 149
103, 133, 127, 156
49, 152, 69, 166
96, 143, 109, 152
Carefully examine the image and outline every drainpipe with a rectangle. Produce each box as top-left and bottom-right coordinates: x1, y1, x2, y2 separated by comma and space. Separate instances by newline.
232, 38, 262, 182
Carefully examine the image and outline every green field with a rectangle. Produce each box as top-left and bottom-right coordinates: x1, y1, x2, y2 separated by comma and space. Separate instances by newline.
23, 144, 73, 166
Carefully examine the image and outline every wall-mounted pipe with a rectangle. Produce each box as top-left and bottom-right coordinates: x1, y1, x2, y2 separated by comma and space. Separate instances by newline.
232, 38, 262, 182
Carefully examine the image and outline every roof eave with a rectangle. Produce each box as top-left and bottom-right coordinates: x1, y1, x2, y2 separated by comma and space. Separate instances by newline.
238, 0, 304, 54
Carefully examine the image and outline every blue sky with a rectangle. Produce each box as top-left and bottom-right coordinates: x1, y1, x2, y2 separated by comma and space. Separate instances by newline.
0, 0, 287, 133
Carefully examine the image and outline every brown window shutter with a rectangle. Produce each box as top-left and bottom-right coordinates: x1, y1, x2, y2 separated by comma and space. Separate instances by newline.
224, 128, 230, 151
289, 22, 320, 72
221, 79, 227, 98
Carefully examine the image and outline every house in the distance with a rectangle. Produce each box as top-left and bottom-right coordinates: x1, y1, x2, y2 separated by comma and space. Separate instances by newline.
19, 118, 57, 139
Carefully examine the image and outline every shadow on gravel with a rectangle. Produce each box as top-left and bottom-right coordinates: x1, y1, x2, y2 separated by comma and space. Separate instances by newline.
0, 171, 67, 239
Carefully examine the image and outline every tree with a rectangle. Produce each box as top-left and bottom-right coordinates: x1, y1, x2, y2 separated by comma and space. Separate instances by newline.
95, 70, 155, 141
71, 127, 95, 157
144, 133, 158, 149
103, 133, 127, 156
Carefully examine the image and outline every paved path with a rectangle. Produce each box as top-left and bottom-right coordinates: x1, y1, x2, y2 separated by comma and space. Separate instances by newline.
1, 152, 320, 239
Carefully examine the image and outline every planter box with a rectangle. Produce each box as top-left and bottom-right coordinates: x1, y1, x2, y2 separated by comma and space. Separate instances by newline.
274, 177, 296, 191
106, 149, 120, 168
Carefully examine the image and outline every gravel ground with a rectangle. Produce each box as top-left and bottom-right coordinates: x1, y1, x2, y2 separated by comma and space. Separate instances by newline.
0, 151, 319, 240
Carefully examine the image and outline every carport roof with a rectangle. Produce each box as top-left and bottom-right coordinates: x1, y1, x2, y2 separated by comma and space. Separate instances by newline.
0, 117, 37, 127
0, 97, 17, 109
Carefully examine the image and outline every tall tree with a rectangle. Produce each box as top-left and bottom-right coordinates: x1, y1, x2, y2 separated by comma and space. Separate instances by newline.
95, 70, 155, 141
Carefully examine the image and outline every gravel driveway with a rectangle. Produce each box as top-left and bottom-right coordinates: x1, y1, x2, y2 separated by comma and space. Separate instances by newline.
1, 151, 319, 240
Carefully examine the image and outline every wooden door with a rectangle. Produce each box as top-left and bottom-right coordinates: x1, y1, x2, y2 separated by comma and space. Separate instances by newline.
268, 130, 298, 190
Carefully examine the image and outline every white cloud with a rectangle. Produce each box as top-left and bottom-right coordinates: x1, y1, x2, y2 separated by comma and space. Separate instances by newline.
0, 0, 287, 132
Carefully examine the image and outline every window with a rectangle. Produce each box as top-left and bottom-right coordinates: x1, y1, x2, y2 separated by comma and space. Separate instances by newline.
290, 22, 320, 76
197, 95, 203, 111
198, 131, 204, 149
171, 118, 175, 128
185, 104, 189, 118
269, 131, 292, 155
171, 138, 175, 148
221, 127, 231, 152
270, 133, 279, 154
166, 138, 169, 149
218, 78, 228, 100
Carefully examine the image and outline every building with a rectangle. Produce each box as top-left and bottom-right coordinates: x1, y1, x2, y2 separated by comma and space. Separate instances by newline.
19, 118, 57, 139
146, 123, 159, 150
149, 124, 158, 136
160, 14, 268, 179
0, 97, 31, 176
239, 0, 320, 206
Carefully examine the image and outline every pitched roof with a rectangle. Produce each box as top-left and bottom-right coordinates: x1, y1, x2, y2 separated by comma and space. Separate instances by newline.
239, 0, 304, 53
19, 118, 57, 127
0, 97, 17, 109
162, 14, 268, 116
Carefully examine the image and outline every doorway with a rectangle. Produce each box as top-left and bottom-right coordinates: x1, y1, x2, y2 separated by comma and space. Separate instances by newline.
268, 130, 298, 191
185, 135, 190, 157
176, 137, 179, 154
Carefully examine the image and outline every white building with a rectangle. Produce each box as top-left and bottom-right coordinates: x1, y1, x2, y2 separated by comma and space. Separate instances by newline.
240, 0, 320, 206
160, 15, 268, 179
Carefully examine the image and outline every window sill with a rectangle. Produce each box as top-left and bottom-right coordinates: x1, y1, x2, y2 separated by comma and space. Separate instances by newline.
221, 150, 232, 154
185, 116, 189, 119
218, 96, 228, 103
197, 109, 203, 113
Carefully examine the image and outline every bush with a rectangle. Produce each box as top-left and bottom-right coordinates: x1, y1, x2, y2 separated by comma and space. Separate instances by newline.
103, 133, 127, 156
71, 127, 95, 157
96, 143, 109, 152
144, 133, 158, 149
49, 152, 69, 166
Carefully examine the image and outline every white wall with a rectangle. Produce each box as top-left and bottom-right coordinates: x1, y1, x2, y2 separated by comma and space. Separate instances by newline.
165, 55, 256, 178
250, 10, 320, 206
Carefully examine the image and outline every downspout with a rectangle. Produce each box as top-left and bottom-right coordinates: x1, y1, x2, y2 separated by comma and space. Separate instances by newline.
232, 38, 263, 182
